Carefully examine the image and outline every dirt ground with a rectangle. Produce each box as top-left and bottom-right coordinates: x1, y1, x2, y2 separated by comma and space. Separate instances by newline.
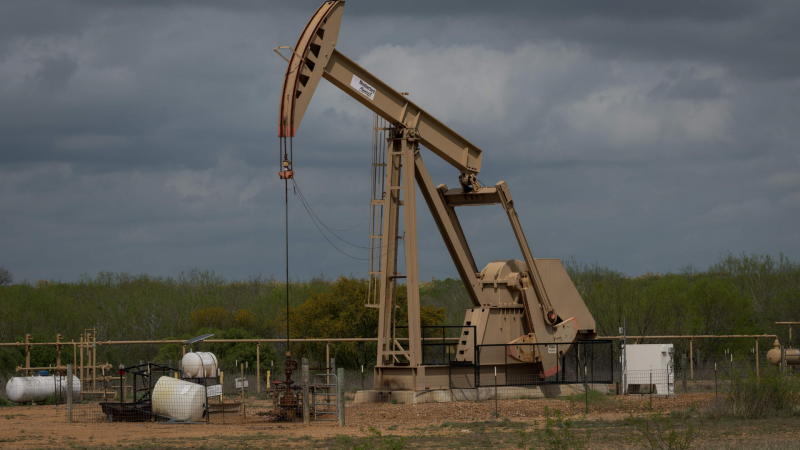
1, 393, 798, 449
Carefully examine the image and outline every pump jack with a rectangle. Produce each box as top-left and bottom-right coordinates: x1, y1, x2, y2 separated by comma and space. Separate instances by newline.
277, 1, 596, 390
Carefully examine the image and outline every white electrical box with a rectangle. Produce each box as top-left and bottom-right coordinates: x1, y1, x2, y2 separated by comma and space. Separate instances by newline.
624, 344, 674, 395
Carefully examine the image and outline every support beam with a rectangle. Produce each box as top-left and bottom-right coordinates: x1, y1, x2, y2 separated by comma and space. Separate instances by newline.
376, 132, 402, 367
414, 152, 482, 307
79, 336, 84, 388
402, 134, 422, 367
322, 50, 481, 173
56, 334, 62, 369
25, 334, 32, 376
494, 182, 557, 326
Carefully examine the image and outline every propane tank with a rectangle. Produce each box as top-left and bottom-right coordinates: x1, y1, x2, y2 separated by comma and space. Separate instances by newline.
181, 351, 218, 378
5, 375, 81, 403
766, 339, 800, 365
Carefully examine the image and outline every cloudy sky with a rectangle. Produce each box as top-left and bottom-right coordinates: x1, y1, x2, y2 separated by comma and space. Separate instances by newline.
2, 0, 799, 283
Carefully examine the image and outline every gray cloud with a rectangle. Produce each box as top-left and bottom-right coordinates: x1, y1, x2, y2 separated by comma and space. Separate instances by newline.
1, 0, 799, 283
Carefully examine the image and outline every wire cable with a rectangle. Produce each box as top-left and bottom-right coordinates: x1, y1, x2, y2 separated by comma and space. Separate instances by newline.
292, 179, 393, 250
291, 178, 400, 261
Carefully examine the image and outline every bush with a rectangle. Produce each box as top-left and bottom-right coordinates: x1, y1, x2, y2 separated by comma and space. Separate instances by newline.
716, 368, 800, 419
628, 410, 697, 450
516, 406, 590, 450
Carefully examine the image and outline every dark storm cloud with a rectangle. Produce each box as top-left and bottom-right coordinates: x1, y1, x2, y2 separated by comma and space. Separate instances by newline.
1, 0, 799, 283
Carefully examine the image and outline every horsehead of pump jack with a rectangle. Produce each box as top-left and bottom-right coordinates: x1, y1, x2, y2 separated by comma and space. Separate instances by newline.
275, 1, 596, 385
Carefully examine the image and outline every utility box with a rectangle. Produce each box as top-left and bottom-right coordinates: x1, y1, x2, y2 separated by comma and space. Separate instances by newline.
625, 344, 674, 395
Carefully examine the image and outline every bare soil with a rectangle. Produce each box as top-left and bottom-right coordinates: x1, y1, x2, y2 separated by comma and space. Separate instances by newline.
0, 393, 796, 449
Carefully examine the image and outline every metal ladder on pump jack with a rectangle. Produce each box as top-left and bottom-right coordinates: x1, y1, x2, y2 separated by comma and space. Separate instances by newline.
313, 373, 338, 421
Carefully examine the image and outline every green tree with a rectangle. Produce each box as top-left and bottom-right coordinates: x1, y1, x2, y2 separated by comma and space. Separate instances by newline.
284, 276, 444, 369
0, 267, 12, 286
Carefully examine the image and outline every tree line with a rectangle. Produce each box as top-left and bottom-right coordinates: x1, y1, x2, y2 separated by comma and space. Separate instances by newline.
0, 252, 797, 376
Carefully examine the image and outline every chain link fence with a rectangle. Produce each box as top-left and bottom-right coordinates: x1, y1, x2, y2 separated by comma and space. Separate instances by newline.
0, 341, 793, 425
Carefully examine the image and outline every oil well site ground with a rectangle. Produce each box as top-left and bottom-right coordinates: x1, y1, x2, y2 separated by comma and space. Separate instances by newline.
2, 393, 800, 449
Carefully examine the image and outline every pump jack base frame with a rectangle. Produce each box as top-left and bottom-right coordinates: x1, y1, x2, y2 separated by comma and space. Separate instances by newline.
355, 384, 611, 404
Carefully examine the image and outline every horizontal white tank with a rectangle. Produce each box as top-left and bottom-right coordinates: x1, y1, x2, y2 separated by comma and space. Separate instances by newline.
181, 351, 218, 378
6, 376, 81, 403
151, 376, 205, 422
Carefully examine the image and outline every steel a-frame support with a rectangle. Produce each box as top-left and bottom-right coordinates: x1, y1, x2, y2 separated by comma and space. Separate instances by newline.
376, 127, 422, 371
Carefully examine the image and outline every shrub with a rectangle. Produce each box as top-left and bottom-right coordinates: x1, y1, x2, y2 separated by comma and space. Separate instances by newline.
628, 410, 697, 450
516, 406, 590, 450
716, 368, 800, 419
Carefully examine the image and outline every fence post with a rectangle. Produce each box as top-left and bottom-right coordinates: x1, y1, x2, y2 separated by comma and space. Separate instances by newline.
649, 366, 652, 409
585, 349, 589, 415
337, 367, 345, 427
682, 354, 687, 394
714, 363, 717, 400
494, 366, 498, 419
66, 364, 73, 423
302, 358, 310, 426
755, 338, 759, 380
256, 343, 261, 394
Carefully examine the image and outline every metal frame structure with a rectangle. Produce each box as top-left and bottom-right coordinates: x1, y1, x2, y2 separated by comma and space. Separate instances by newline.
276, 0, 599, 390
313, 373, 338, 422
99, 362, 180, 423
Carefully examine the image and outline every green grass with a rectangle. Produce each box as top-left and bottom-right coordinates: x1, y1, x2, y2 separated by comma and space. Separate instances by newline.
563, 389, 611, 405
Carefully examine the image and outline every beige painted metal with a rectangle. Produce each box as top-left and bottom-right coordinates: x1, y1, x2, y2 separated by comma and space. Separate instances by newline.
776, 322, 800, 346
24, 334, 31, 376
277, 1, 482, 174
375, 128, 403, 367
322, 50, 482, 174
278, 1, 344, 137
365, 114, 390, 308
414, 155, 484, 307
767, 339, 800, 365
440, 184, 596, 330
277, 0, 599, 380
376, 130, 422, 369
400, 132, 422, 367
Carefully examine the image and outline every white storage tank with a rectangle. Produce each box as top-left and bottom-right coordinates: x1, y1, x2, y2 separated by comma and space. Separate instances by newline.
151, 376, 205, 422
624, 343, 674, 395
6, 375, 81, 403
181, 351, 218, 378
